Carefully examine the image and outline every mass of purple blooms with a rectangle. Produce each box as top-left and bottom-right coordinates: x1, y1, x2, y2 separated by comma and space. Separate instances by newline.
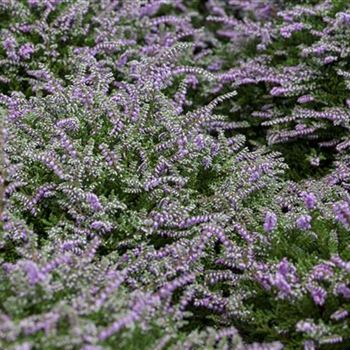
1, 0, 350, 349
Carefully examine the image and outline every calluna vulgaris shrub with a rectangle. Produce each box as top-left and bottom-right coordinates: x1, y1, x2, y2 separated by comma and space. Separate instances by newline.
1, 0, 350, 349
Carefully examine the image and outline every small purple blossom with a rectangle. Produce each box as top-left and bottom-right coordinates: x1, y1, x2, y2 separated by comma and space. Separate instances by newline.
90, 221, 113, 233
297, 95, 314, 104
309, 285, 327, 305
300, 192, 317, 209
263, 211, 277, 232
18, 43, 35, 60
296, 215, 312, 230
331, 309, 349, 321
280, 22, 304, 38
85, 193, 103, 212
333, 201, 350, 228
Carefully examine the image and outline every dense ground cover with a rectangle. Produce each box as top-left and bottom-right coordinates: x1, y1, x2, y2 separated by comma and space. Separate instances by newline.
1, 0, 350, 349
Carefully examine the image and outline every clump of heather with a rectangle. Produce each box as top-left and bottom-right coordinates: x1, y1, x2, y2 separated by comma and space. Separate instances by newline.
1, 1, 350, 349
0, 50, 287, 348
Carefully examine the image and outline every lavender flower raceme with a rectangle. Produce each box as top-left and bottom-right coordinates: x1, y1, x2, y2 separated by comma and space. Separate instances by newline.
296, 215, 312, 230
263, 211, 277, 232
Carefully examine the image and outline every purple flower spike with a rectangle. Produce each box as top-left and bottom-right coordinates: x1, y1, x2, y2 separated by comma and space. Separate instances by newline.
263, 211, 277, 232
333, 201, 350, 228
300, 192, 317, 209
18, 43, 35, 60
296, 215, 312, 230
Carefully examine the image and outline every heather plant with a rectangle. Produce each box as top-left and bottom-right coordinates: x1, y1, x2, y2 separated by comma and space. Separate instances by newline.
0, 52, 287, 348
1, 1, 350, 349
